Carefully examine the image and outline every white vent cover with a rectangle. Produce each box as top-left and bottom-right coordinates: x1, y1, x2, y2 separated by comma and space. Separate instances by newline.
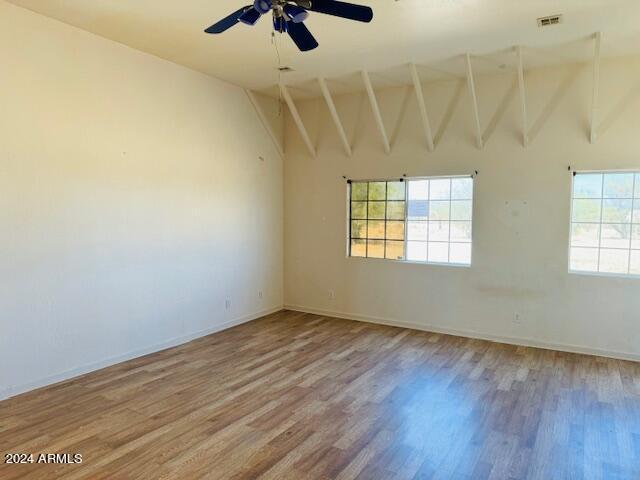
537, 15, 563, 27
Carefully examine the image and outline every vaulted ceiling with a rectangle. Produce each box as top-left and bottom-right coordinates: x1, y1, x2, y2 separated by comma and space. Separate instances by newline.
8, 0, 640, 97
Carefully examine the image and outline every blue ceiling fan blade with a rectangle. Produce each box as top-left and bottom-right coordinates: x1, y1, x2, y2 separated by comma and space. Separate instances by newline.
204, 5, 253, 34
286, 21, 319, 51
306, 0, 373, 23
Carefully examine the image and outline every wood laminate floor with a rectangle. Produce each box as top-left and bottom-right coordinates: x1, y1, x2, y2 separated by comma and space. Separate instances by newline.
1, 310, 639, 479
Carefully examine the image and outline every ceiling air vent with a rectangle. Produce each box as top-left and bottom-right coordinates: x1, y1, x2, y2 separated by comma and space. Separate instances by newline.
537, 15, 562, 27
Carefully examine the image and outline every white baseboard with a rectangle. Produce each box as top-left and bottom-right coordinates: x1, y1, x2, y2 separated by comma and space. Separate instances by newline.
0, 305, 283, 401
284, 304, 640, 363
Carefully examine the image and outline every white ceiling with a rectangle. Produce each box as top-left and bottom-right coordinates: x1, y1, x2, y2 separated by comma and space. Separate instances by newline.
8, 0, 640, 97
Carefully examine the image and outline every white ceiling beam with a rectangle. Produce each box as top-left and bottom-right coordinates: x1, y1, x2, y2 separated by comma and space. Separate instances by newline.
409, 63, 435, 152
245, 90, 284, 158
280, 83, 316, 158
318, 77, 352, 157
590, 32, 602, 144
361, 70, 391, 154
516, 46, 528, 147
465, 54, 483, 149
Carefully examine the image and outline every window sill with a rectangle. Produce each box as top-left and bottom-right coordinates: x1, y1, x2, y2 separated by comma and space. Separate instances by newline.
568, 269, 640, 281
346, 256, 471, 269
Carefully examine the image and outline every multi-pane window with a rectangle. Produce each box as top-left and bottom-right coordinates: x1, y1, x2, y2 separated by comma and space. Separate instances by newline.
349, 176, 473, 265
569, 171, 640, 276
349, 181, 407, 260
406, 177, 473, 264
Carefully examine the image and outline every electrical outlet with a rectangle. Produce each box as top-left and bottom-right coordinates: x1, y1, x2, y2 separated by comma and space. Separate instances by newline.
513, 312, 523, 325
329, 290, 336, 301
258, 291, 263, 299
225, 299, 231, 310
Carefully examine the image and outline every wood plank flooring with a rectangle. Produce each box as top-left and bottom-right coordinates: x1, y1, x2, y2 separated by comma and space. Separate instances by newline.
1, 310, 639, 479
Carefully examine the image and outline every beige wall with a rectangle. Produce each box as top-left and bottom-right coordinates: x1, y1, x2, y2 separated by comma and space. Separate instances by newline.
0, 2, 284, 399
284, 56, 640, 360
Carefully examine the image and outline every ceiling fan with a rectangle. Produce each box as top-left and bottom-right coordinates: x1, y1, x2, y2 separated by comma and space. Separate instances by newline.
204, 0, 373, 52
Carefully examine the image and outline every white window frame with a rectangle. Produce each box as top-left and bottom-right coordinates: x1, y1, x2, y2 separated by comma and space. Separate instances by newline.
568, 169, 640, 279
347, 174, 474, 267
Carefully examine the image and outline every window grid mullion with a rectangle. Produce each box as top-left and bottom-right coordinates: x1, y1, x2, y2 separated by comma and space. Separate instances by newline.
573, 221, 636, 225
447, 178, 452, 262
365, 182, 369, 258
348, 184, 352, 257
628, 175, 637, 274
596, 176, 604, 272
426, 180, 430, 261
574, 196, 635, 200
383, 182, 388, 259
571, 246, 632, 251
404, 181, 408, 260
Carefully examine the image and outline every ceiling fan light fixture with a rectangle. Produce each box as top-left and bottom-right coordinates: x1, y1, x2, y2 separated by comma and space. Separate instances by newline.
238, 7, 262, 25
254, 0, 272, 14
273, 15, 288, 32
283, 4, 310, 23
